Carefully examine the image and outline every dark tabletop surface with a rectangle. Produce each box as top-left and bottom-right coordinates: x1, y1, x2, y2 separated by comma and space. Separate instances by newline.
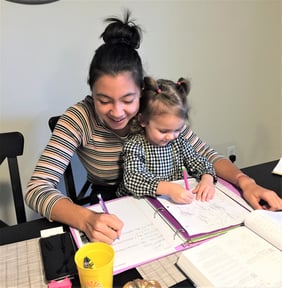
241, 160, 282, 197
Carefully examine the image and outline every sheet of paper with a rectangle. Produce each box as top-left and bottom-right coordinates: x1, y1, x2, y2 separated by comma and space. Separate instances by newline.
272, 157, 282, 175
157, 179, 251, 236
177, 227, 282, 287
70, 197, 184, 274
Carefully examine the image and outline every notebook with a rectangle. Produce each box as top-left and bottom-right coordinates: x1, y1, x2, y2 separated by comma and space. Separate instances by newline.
176, 210, 282, 287
70, 178, 252, 275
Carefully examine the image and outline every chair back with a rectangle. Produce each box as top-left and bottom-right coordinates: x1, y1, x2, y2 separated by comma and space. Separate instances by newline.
48, 116, 91, 205
0, 132, 27, 225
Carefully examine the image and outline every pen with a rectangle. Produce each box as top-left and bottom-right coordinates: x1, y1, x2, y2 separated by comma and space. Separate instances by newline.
97, 193, 109, 214
97, 193, 120, 240
182, 166, 190, 191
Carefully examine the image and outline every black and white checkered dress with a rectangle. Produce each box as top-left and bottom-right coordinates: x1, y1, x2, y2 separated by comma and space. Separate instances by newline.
116, 132, 216, 198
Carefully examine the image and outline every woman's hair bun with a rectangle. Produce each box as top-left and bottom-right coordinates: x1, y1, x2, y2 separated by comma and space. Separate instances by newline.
100, 10, 142, 50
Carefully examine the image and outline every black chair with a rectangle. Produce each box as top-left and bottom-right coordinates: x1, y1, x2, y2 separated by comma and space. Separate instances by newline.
48, 116, 91, 205
0, 132, 27, 226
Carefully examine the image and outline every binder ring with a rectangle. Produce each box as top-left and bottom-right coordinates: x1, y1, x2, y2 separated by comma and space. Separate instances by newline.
174, 228, 187, 240
154, 207, 165, 218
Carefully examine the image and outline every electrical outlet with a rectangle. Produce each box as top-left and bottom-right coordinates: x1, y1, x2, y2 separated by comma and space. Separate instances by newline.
227, 145, 236, 158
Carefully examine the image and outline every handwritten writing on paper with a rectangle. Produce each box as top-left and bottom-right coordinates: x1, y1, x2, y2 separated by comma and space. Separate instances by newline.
158, 179, 250, 235
89, 197, 182, 273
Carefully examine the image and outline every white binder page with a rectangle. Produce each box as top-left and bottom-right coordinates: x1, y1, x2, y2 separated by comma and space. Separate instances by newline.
157, 179, 251, 236
70, 197, 183, 274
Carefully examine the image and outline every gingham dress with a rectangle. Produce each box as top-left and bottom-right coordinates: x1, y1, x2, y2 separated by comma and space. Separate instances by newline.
116, 133, 216, 198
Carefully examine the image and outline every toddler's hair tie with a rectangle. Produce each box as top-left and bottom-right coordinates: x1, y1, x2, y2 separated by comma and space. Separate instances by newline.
157, 88, 161, 94
177, 81, 181, 86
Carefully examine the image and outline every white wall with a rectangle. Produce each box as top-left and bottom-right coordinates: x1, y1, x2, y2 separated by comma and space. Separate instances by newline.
1, 0, 281, 224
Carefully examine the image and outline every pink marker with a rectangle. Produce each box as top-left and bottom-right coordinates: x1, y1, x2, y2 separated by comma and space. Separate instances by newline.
182, 166, 190, 190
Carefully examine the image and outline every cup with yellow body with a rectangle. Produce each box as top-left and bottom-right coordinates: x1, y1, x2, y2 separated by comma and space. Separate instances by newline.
74, 242, 114, 288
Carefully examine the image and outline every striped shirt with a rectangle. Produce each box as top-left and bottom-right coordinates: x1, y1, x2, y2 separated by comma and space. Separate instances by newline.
25, 95, 224, 220
116, 133, 217, 198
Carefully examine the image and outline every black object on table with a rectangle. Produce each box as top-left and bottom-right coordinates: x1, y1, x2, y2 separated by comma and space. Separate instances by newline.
0, 217, 60, 245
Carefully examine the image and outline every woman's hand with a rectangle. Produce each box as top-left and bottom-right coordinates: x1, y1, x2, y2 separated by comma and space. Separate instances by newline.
50, 198, 124, 244
238, 176, 282, 210
84, 211, 124, 244
193, 174, 215, 201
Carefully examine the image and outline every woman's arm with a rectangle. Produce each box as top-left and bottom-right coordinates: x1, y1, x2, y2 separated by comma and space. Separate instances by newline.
184, 127, 282, 210
25, 111, 83, 219
25, 108, 124, 243
214, 158, 282, 210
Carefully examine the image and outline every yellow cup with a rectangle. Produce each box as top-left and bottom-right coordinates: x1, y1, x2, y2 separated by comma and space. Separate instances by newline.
74, 242, 114, 288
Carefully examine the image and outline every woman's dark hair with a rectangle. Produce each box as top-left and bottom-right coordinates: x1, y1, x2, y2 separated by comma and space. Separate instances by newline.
87, 10, 144, 90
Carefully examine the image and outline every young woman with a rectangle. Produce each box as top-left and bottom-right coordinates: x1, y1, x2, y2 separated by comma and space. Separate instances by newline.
117, 77, 217, 203
25, 11, 282, 245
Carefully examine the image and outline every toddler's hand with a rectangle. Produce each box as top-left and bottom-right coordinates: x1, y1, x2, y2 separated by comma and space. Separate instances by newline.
157, 181, 194, 204
193, 174, 215, 201
169, 183, 194, 204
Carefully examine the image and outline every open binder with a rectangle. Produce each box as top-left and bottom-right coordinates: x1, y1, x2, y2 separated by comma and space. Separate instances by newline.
147, 179, 253, 243
70, 178, 252, 275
